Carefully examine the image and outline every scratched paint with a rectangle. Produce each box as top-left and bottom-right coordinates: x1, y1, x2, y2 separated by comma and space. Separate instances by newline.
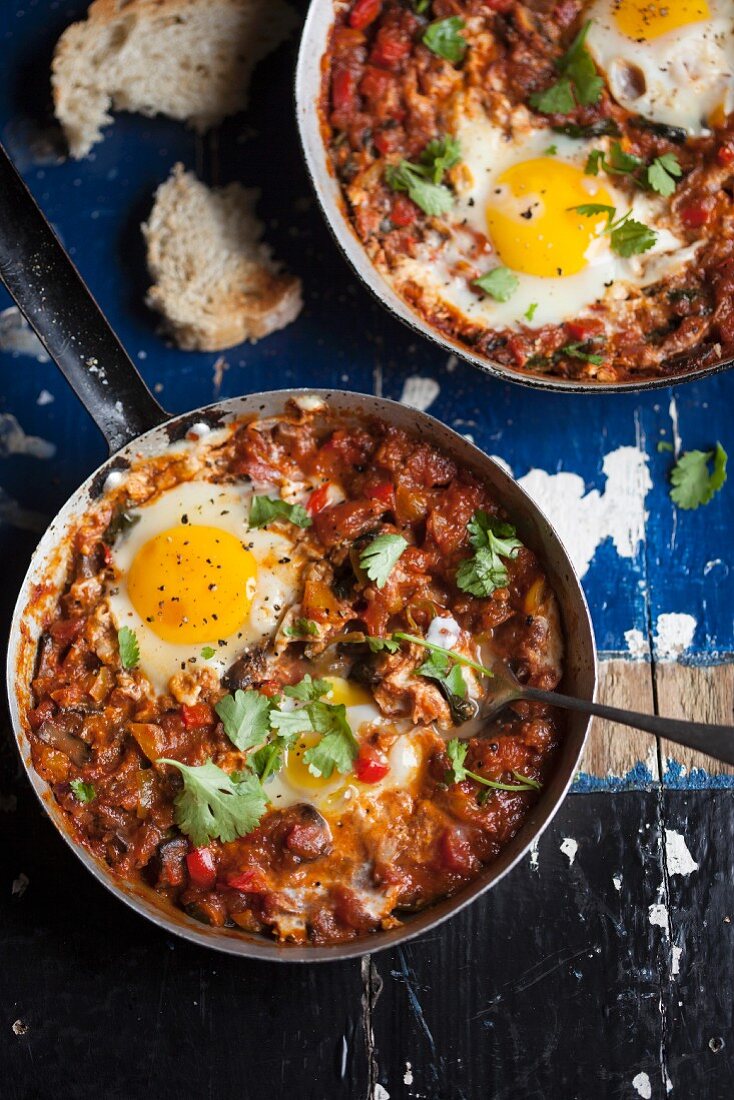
0, 306, 49, 361
664, 830, 698, 876
399, 375, 440, 412
560, 838, 578, 865
654, 613, 697, 661
0, 414, 56, 459
632, 1071, 652, 1099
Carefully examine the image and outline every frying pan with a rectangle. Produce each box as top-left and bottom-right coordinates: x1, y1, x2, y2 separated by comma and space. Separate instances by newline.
295, 0, 734, 393
0, 144, 596, 961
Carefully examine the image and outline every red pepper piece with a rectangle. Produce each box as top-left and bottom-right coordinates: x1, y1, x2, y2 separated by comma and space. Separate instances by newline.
365, 479, 395, 504
370, 25, 412, 69
332, 67, 357, 114
355, 745, 390, 783
680, 199, 712, 228
307, 482, 332, 516
717, 142, 734, 167
225, 868, 268, 893
180, 702, 215, 728
186, 846, 217, 889
565, 318, 605, 342
390, 196, 417, 227
439, 827, 476, 874
349, 0, 382, 30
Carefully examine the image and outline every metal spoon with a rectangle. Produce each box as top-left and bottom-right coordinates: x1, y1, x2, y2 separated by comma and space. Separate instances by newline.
458, 660, 734, 767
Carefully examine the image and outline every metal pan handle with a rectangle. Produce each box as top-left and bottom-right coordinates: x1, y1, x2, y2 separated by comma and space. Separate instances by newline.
0, 142, 167, 453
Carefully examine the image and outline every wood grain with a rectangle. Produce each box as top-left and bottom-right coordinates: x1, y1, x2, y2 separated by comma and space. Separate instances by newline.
582, 659, 658, 779
657, 663, 734, 776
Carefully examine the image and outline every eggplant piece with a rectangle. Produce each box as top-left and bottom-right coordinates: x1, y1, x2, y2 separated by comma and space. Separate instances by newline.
37, 718, 90, 767
552, 119, 621, 139
630, 117, 688, 144
223, 647, 268, 692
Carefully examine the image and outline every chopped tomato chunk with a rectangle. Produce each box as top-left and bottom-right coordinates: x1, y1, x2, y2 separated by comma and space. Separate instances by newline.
365, 479, 395, 504
180, 703, 215, 728
225, 868, 268, 893
349, 0, 383, 30
438, 827, 476, 874
717, 142, 734, 167
680, 199, 712, 228
565, 318, 605, 342
332, 67, 357, 114
355, 745, 390, 783
390, 196, 417, 227
186, 846, 216, 889
370, 25, 412, 69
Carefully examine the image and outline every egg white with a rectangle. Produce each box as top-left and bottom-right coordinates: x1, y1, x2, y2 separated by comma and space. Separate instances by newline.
107, 480, 303, 694
586, 0, 734, 135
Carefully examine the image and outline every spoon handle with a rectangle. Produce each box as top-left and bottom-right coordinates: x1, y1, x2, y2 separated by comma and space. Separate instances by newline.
522, 687, 734, 767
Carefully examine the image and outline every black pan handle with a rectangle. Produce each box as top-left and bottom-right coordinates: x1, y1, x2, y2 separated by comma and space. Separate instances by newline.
0, 142, 167, 453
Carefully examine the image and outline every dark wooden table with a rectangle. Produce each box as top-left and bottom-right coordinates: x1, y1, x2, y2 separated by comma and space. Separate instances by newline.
2, 3, 733, 1097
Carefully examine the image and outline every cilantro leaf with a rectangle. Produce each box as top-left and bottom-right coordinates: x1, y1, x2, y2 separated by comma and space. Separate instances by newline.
393, 631, 494, 679
303, 721, 358, 779
530, 77, 575, 115
422, 16, 467, 63
285, 618, 319, 637
609, 216, 657, 257
444, 738, 542, 793
657, 440, 674, 453
269, 707, 315, 738
646, 152, 682, 197
366, 635, 401, 653
561, 341, 605, 365
249, 738, 288, 783
456, 511, 523, 597
386, 136, 461, 216
570, 202, 616, 223
200, 646, 216, 660
70, 778, 96, 803
359, 533, 408, 589
158, 758, 268, 845
543, 144, 558, 156
284, 674, 330, 702
670, 442, 728, 510
473, 266, 519, 302
530, 21, 602, 115
118, 626, 139, 670
249, 495, 312, 529
215, 689, 273, 751
524, 302, 539, 322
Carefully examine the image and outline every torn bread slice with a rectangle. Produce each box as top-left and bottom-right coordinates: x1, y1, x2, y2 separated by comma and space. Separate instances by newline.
52, 0, 298, 158
142, 164, 302, 351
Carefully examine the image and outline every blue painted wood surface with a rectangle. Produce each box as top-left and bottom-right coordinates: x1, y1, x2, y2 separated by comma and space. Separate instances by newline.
0, 0, 732, 666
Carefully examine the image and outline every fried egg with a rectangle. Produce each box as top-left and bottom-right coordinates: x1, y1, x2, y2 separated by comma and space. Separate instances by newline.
107, 480, 303, 693
586, 0, 734, 134
264, 677, 426, 818
394, 112, 695, 330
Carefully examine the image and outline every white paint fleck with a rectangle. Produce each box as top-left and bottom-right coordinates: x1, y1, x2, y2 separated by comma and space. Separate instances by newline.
374, 1086, 390, 1100
654, 613, 697, 660
11, 1020, 29, 1037
445, 355, 458, 372
648, 903, 670, 937
625, 628, 649, 659
11, 872, 29, 898
671, 944, 683, 977
665, 830, 698, 876
560, 837, 578, 865
0, 306, 49, 361
514, 445, 651, 578
403, 1062, 413, 1085
612, 873, 622, 891
399, 375, 440, 412
36, 389, 54, 406
665, 1068, 673, 1093
529, 837, 540, 872
704, 558, 727, 577
632, 1071, 652, 1099
668, 396, 682, 456
0, 414, 56, 459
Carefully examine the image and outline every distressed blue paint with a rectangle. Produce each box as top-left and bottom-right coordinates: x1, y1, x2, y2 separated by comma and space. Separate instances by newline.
0, 0, 732, 667
572, 763, 656, 793
663, 760, 734, 789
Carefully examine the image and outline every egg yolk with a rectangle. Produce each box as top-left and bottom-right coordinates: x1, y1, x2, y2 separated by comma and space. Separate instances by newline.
127, 524, 257, 643
486, 158, 613, 278
613, 0, 710, 40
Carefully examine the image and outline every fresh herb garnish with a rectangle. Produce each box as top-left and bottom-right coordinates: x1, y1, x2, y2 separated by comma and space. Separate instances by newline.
569, 204, 657, 257
393, 631, 493, 679
530, 21, 603, 116
657, 440, 674, 453
585, 143, 681, 196
158, 758, 269, 845
117, 626, 140, 670
215, 689, 274, 751
560, 341, 605, 365
359, 533, 408, 589
473, 266, 519, 302
543, 144, 558, 156
285, 618, 319, 638
366, 635, 401, 653
669, 442, 728, 510
422, 16, 467, 62
70, 779, 96, 803
385, 136, 461, 217
454, 510, 523, 597
249, 495, 312, 529
446, 738, 541, 792
303, 719, 359, 779
283, 674, 330, 702
200, 646, 216, 660
524, 302, 539, 322
249, 738, 289, 784
417, 649, 468, 699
